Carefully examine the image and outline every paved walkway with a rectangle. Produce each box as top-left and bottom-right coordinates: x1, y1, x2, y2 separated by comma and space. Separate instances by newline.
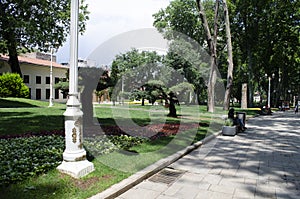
116, 111, 300, 199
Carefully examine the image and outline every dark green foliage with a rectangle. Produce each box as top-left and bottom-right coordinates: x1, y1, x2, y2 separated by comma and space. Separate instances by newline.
130, 80, 167, 105
0, 133, 148, 186
0, 73, 29, 98
0, 135, 64, 186
111, 49, 168, 105
0, 0, 89, 75
54, 81, 69, 96
230, 0, 300, 106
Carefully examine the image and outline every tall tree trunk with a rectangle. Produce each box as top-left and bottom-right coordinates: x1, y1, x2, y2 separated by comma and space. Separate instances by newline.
223, 0, 234, 111
247, 48, 254, 107
196, 0, 219, 113
1, 3, 22, 76
7, 43, 22, 76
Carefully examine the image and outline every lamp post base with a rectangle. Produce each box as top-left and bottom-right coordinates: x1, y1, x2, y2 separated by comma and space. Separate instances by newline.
57, 160, 94, 179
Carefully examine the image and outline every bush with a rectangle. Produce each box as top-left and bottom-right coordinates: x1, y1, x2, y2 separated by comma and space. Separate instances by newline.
0, 135, 64, 186
0, 73, 29, 98
84, 135, 148, 156
0, 133, 147, 186
108, 135, 148, 150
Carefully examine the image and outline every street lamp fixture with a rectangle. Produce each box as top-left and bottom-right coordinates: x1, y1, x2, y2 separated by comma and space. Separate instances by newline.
57, 0, 94, 178
265, 73, 275, 108
45, 42, 59, 107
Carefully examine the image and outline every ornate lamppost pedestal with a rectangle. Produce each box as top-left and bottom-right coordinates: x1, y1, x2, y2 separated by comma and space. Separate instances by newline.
57, 95, 94, 178
57, 160, 94, 179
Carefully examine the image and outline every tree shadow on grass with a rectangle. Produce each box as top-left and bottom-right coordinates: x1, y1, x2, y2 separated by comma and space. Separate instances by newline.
0, 183, 64, 199
0, 98, 39, 108
0, 114, 64, 138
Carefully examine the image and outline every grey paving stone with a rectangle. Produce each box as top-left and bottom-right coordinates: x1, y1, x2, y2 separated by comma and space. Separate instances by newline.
255, 185, 276, 198
233, 187, 255, 199
175, 172, 204, 187
195, 190, 233, 199
172, 185, 202, 199
136, 181, 169, 192
156, 195, 180, 199
118, 187, 162, 199
202, 174, 223, 185
162, 184, 182, 197
209, 184, 236, 195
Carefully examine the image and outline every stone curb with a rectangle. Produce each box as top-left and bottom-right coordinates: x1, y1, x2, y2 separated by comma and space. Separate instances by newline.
89, 131, 221, 199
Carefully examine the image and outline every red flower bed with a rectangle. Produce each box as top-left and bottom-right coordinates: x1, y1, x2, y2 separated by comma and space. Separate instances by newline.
100, 123, 199, 140
0, 129, 64, 139
0, 123, 199, 141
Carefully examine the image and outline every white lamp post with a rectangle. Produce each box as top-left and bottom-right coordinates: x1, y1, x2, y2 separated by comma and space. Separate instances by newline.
45, 43, 58, 107
265, 73, 275, 108
49, 47, 54, 107
57, 0, 94, 178
267, 76, 271, 108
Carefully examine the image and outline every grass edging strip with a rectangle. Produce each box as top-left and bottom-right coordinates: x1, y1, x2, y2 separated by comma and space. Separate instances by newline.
89, 131, 221, 199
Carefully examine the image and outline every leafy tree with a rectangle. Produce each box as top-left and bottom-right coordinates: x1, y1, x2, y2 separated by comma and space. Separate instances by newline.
111, 49, 167, 105
154, 0, 224, 112
0, 0, 89, 76
230, 0, 300, 107
130, 80, 167, 105
0, 73, 29, 97
163, 40, 209, 105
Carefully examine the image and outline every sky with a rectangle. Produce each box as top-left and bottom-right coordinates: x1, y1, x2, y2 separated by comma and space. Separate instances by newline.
56, 0, 170, 63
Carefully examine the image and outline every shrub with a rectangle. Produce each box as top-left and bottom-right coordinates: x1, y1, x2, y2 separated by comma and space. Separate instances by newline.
108, 135, 148, 150
84, 135, 148, 156
0, 135, 64, 186
224, 119, 234, 126
0, 73, 29, 98
0, 133, 147, 186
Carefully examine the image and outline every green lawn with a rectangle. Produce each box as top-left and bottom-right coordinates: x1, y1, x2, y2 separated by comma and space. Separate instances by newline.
0, 98, 256, 199
0, 98, 65, 137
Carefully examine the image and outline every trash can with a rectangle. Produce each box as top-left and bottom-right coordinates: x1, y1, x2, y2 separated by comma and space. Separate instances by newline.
236, 112, 246, 126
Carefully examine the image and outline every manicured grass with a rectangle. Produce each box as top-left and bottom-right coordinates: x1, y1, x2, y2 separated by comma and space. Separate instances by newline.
0, 161, 131, 199
0, 98, 259, 199
0, 98, 65, 137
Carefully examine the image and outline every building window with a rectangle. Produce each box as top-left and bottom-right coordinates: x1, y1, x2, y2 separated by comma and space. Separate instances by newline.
23, 75, 29, 83
29, 88, 31, 99
55, 89, 59, 99
36, 76, 41, 84
46, 76, 50, 84
46, 89, 50, 99
36, 89, 41, 100
55, 77, 60, 84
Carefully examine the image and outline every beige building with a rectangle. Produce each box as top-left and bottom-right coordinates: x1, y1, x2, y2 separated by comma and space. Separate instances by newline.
0, 53, 69, 102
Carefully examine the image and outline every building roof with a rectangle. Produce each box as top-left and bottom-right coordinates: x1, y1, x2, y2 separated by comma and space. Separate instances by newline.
0, 54, 68, 69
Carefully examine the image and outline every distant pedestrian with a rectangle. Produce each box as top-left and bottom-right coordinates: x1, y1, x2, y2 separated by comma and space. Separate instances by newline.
228, 108, 247, 131
295, 104, 299, 114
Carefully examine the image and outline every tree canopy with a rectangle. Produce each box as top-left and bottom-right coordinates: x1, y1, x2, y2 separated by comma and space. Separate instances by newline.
230, 0, 300, 106
0, 0, 89, 75
153, 0, 300, 108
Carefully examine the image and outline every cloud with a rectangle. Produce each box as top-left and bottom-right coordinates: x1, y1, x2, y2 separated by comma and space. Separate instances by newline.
56, 0, 170, 63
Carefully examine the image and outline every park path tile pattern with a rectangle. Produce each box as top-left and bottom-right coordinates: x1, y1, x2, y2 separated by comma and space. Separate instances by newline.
117, 112, 300, 199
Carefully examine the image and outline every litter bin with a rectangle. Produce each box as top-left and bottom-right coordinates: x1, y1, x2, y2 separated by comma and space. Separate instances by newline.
236, 112, 246, 126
